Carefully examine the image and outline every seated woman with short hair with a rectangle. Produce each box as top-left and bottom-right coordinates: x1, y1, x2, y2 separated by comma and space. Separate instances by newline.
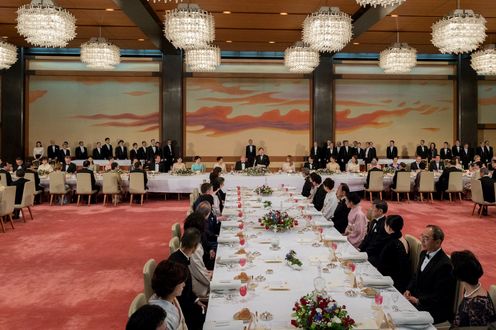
326, 156, 341, 173
344, 193, 367, 248
191, 156, 205, 173
213, 156, 226, 173
172, 157, 186, 172
126, 304, 167, 330
281, 155, 296, 173
346, 155, 360, 173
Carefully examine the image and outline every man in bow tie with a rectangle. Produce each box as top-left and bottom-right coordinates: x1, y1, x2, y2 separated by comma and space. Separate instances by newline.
245, 139, 256, 167
359, 200, 389, 266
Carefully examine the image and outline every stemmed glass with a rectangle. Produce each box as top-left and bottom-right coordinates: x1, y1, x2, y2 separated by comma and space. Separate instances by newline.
391, 292, 400, 312
239, 257, 247, 268
239, 284, 248, 303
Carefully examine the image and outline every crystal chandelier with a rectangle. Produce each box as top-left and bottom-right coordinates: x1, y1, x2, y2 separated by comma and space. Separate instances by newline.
302, 7, 352, 53
81, 37, 120, 70
284, 42, 320, 73
185, 45, 220, 72
16, 0, 76, 48
0, 41, 18, 70
164, 3, 215, 50
148, 0, 182, 3
471, 45, 496, 75
356, 0, 406, 7
379, 43, 417, 73
431, 9, 486, 54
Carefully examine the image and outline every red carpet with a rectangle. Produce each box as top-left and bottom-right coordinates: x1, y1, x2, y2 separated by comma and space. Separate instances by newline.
0, 199, 495, 329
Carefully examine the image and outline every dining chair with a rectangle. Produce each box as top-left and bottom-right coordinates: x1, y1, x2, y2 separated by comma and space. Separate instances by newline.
129, 172, 147, 206
418, 171, 435, 202
24, 172, 43, 203
143, 258, 157, 301
171, 222, 182, 239
14, 181, 35, 222
404, 234, 422, 274
470, 179, 496, 217
102, 173, 120, 206
444, 171, 463, 202
76, 173, 98, 206
365, 170, 384, 202
0, 186, 16, 233
391, 171, 411, 202
49, 171, 71, 206
169, 236, 180, 255
489, 285, 496, 308
127, 292, 147, 318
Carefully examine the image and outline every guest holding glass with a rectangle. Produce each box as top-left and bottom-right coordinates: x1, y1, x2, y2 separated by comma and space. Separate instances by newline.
346, 155, 360, 173
191, 156, 205, 173
281, 155, 296, 173
344, 193, 367, 248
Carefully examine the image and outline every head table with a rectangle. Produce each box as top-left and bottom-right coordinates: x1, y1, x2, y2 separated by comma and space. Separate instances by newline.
202, 187, 436, 330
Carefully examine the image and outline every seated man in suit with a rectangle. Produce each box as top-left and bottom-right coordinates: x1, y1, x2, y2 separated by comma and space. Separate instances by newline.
167, 228, 206, 330
77, 160, 99, 193
254, 147, 270, 168
195, 201, 219, 270
130, 161, 148, 190
479, 167, 495, 216
429, 155, 444, 172
301, 168, 312, 198
115, 140, 128, 160
310, 172, 326, 211
364, 159, 382, 189
359, 199, 389, 267
75, 141, 88, 160
148, 155, 166, 173
435, 159, 461, 193
234, 155, 250, 171
303, 156, 319, 170
14, 157, 26, 172
404, 225, 455, 324
0, 163, 13, 186
391, 162, 407, 189
62, 156, 76, 173
12, 169, 30, 219
410, 155, 423, 172
92, 142, 104, 160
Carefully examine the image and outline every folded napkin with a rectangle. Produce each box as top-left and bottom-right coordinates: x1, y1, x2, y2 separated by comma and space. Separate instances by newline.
268, 281, 290, 290
309, 255, 329, 263
360, 275, 394, 287
303, 210, 322, 216
313, 220, 334, 227
217, 256, 242, 264
210, 280, 242, 292
221, 221, 241, 228
388, 311, 434, 326
217, 236, 239, 244
322, 234, 347, 242
339, 252, 368, 261
204, 320, 245, 330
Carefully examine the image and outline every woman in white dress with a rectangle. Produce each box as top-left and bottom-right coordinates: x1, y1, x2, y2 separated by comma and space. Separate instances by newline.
33, 141, 44, 162
281, 155, 296, 173
149, 260, 189, 330
37, 157, 53, 175
321, 178, 338, 220
346, 155, 360, 173
212, 156, 227, 173
326, 156, 341, 173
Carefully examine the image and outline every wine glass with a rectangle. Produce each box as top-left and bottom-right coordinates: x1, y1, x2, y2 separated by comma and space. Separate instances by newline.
239, 257, 247, 268
391, 292, 400, 312
239, 237, 246, 247
374, 291, 384, 306
238, 222, 244, 230
239, 284, 248, 303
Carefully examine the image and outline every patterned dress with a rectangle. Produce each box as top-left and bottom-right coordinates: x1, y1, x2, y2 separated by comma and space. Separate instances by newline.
452, 295, 496, 328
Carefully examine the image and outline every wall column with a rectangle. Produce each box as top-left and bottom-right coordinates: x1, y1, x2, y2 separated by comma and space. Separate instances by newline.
312, 53, 334, 145
457, 54, 478, 146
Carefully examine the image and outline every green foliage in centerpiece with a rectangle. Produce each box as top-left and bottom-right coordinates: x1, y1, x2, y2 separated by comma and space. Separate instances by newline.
172, 168, 195, 176
243, 167, 269, 176
258, 210, 297, 231
254, 185, 273, 195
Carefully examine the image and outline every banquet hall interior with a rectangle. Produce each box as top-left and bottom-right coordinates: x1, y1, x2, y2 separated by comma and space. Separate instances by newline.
1, 0, 496, 329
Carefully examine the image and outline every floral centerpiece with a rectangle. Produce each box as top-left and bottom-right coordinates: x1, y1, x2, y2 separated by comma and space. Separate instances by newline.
254, 185, 273, 196
258, 210, 297, 231
243, 167, 269, 176
172, 168, 195, 176
382, 167, 395, 174
291, 291, 356, 329
106, 168, 125, 175
314, 168, 335, 176
263, 200, 272, 208
38, 169, 51, 176
285, 250, 302, 270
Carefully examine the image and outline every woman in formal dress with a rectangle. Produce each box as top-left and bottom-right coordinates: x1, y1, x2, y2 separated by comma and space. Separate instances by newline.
332, 183, 350, 234
451, 250, 496, 328
346, 155, 360, 173
389, 157, 400, 170
321, 178, 338, 220
282, 155, 296, 173
37, 157, 53, 175
33, 141, 44, 162
344, 193, 367, 248
454, 156, 463, 170
376, 215, 410, 293
213, 156, 227, 173
191, 156, 205, 173
149, 260, 189, 330
172, 157, 186, 172
428, 142, 437, 161
87, 157, 97, 172
326, 156, 341, 173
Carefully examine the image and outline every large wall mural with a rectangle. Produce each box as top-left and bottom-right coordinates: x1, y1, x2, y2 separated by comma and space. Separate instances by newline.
478, 81, 496, 124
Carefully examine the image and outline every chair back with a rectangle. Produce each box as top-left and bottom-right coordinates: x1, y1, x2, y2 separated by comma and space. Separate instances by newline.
25, 172, 36, 183
0, 173, 7, 185
169, 236, 180, 255
0, 186, 16, 216
143, 258, 157, 301
191, 187, 200, 201
395, 172, 411, 192
418, 171, 435, 192
189, 193, 196, 207
171, 222, 182, 239
49, 171, 67, 194
470, 179, 485, 204
76, 173, 93, 194
405, 234, 422, 274
489, 285, 496, 308
127, 293, 147, 318
129, 172, 145, 194
447, 171, 463, 192
369, 171, 384, 191
102, 173, 120, 194
20, 181, 35, 207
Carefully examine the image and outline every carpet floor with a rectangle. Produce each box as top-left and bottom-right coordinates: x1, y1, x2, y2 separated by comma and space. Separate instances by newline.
0, 198, 494, 329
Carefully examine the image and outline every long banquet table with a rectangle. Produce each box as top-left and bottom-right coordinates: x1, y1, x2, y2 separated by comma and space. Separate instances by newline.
202, 188, 435, 329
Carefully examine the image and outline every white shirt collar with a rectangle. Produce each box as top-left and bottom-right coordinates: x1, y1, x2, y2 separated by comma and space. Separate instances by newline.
426, 248, 441, 259
179, 248, 190, 261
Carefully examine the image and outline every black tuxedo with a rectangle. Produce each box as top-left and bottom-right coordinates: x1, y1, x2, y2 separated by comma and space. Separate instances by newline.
47, 145, 60, 161
63, 162, 77, 173
310, 146, 323, 163
75, 146, 88, 160
484, 145, 494, 163
332, 198, 350, 234
364, 167, 382, 189
410, 161, 422, 171
407, 249, 455, 324
129, 149, 138, 161
325, 146, 338, 162
460, 148, 473, 168
77, 168, 99, 191
234, 160, 250, 171
130, 169, 148, 190
254, 154, 270, 167
12, 177, 29, 204
435, 166, 461, 192
146, 146, 161, 161
428, 161, 444, 172
386, 146, 398, 159
312, 184, 326, 211
92, 147, 104, 160
476, 146, 485, 160
137, 147, 147, 160
147, 161, 166, 173
355, 147, 365, 160
59, 148, 70, 161
439, 148, 451, 160
451, 145, 462, 158
115, 146, 128, 160
359, 216, 389, 267
14, 164, 26, 172
163, 144, 175, 163
338, 146, 353, 171
245, 145, 256, 165
0, 169, 13, 186
364, 147, 376, 164
480, 176, 495, 203
416, 145, 429, 159
102, 144, 113, 159
303, 161, 319, 170
168, 250, 205, 330
301, 177, 312, 198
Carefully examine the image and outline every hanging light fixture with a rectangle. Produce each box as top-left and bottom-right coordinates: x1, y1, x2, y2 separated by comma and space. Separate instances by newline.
185, 45, 220, 72
471, 44, 496, 75
356, 0, 406, 7
81, 32, 120, 70
16, 0, 76, 48
284, 42, 320, 73
379, 16, 417, 73
164, 3, 215, 50
147, 0, 182, 3
302, 7, 352, 53
0, 41, 18, 70
431, 0, 486, 54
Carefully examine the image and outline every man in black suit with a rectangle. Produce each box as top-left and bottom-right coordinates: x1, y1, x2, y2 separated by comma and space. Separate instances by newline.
129, 143, 139, 161
338, 140, 353, 171
435, 159, 461, 193
0, 164, 13, 186
439, 142, 451, 160
75, 141, 88, 160
59, 141, 71, 161
416, 140, 429, 159
167, 228, 206, 329
147, 155, 166, 173
310, 172, 326, 211
460, 143, 473, 169
102, 137, 113, 160
12, 169, 30, 219
62, 156, 77, 173
115, 140, 128, 160
325, 140, 337, 166
234, 155, 250, 171
359, 199, 389, 267
355, 142, 365, 160
138, 141, 147, 160
391, 162, 407, 189
429, 155, 444, 172
303, 156, 319, 170
254, 147, 270, 168
405, 225, 455, 324
310, 141, 323, 166
163, 139, 175, 171
147, 140, 162, 161
410, 156, 423, 172
77, 160, 99, 193
479, 167, 495, 216
484, 140, 493, 164
364, 141, 376, 165
245, 139, 256, 166
47, 141, 60, 161
451, 140, 462, 158
301, 168, 312, 198
386, 140, 398, 159
476, 142, 485, 162
130, 161, 148, 190
92, 142, 104, 160
14, 158, 26, 172
364, 159, 382, 189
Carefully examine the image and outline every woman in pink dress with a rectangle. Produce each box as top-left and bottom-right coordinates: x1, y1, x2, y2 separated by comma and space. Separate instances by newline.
344, 193, 368, 248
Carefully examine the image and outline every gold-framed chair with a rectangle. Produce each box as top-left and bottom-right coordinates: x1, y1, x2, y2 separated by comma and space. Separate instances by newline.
0, 186, 16, 233
102, 173, 120, 206
171, 222, 182, 239
169, 236, 180, 255
391, 171, 411, 202
0, 173, 7, 185
404, 234, 422, 273
49, 171, 71, 206
129, 172, 147, 206
489, 285, 496, 308
418, 171, 435, 202
76, 173, 98, 206
25, 172, 43, 203
127, 292, 147, 318
14, 181, 35, 222
443, 171, 463, 202
143, 258, 157, 301
470, 179, 496, 217
365, 170, 384, 202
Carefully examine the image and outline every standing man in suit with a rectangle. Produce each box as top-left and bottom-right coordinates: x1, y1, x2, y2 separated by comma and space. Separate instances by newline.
484, 140, 493, 164
234, 155, 250, 171
355, 142, 365, 160
386, 140, 398, 159
78, 160, 99, 193
416, 140, 429, 159
439, 142, 452, 160
129, 143, 139, 161
364, 142, 374, 165
325, 140, 337, 168
62, 156, 76, 173
338, 140, 353, 171
404, 225, 455, 324
310, 172, 326, 211
167, 228, 206, 329
254, 147, 270, 167
163, 139, 175, 172
102, 137, 113, 160
12, 169, 30, 219
476, 142, 485, 162
75, 141, 88, 160
310, 141, 322, 167
138, 141, 147, 160
115, 140, 128, 160
92, 142, 104, 160
460, 143, 473, 169
47, 140, 60, 162
429, 155, 444, 172
59, 141, 71, 161
245, 139, 256, 167
359, 199, 389, 267
451, 140, 462, 158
